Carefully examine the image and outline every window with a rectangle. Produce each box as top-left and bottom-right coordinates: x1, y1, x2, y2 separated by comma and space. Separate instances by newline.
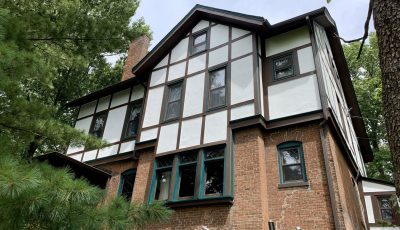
122, 102, 142, 139
191, 31, 207, 55
149, 146, 228, 204
208, 67, 226, 109
272, 53, 295, 80
153, 157, 173, 201
89, 112, 107, 138
277, 141, 307, 184
164, 82, 182, 121
119, 169, 136, 202
379, 196, 393, 221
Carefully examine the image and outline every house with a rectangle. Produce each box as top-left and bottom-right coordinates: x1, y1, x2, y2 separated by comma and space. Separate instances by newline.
65, 5, 375, 229
361, 177, 400, 229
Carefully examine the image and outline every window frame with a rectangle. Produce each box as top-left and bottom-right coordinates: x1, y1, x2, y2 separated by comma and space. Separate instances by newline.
148, 145, 229, 204
277, 141, 307, 186
151, 156, 174, 201
272, 52, 296, 81
118, 169, 136, 202
88, 111, 108, 139
163, 81, 183, 122
121, 100, 143, 141
190, 30, 208, 56
378, 196, 393, 221
207, 66, 227, 110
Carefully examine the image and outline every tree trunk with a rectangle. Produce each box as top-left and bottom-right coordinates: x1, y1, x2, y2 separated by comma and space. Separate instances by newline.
373, 0, 400, 196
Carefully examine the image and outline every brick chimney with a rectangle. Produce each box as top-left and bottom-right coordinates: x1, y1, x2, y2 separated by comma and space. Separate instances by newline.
121, 35, 150, 81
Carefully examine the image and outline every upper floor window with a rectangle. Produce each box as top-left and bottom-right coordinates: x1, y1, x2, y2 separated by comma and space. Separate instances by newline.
272, 53, 295, 80
379, 196, 393, 221
277, 141, 307, 184
122, 102, 142, 139
89, 112, 107, 138
119, 169, 136, 202
191, 31, 207, 55
164, 82, 183, 121
208, 67, 226, 109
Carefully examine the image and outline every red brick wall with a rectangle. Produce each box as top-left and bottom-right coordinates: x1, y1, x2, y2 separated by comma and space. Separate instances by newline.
121, 36, 150, 81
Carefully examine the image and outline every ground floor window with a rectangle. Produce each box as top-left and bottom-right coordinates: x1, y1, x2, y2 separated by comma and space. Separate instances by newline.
149, 145, 230, 203
119, 169, 136, 202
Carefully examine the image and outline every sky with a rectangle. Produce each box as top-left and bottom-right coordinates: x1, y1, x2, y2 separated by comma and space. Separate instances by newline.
108, 0, 373, 63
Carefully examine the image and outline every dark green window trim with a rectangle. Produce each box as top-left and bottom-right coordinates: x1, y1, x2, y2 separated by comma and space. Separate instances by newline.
148, 145, 230, 204
118, 169, 136, 202
277, 141, 307, 185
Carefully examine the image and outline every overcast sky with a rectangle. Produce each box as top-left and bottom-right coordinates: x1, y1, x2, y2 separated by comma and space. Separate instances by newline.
132, 0, 374, 49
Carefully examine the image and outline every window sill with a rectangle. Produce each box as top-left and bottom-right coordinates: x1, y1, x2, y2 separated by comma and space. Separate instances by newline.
278, 181, 309, 189
165, 196, 233, 208
190, 49, 207, 58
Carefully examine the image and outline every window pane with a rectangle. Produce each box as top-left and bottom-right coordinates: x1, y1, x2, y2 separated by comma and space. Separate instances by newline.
380, 197, 391, 209
125, 105, 141, 138
179, 152, 197, 163
210, 88, 225, 108
281, 148, 301, 165
157, 157, 173, 168
205, 160, 224, 195
274, 56, 291, 69
282, 165, 303, 182
121, 172, 136, 202
168, 84, 182, 102
210, 69, 225, 89
165, 101, 180, 120
91, 114, 106, 138
179, 166, 196, 197
275, 67, 294, 79
381, 209, 393, 220
205, 148, 224, 159
155, 170, 171, 200
194, 33, 206, 45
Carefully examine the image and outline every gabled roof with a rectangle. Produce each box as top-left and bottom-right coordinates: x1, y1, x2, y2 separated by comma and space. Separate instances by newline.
132, 5, 333, 77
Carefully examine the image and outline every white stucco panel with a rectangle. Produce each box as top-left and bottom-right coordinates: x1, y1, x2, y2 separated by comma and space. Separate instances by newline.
82, 150, 97, 162
230, 103, 255, 121
102, 106, 127, 143
168, 61, 186, 81
96, 96, 110, 112
154, 55, 169, 69
140, 128, 158, 142
231, 35, 253, 59
157, 123, 179, 154
98, 144, 119, 158
110, 89, 130, 108
192, 20, 209, 33
232, 27, 250, 40
179, 117, 202, 149
268, 74, 321, 120
297, 46, 315, 74
170, 37, 188, 63
210, 24, 229, 48
183, 73, 205, 117
130, 85, 145, 101
142, 86, 164, 128
231, 55, 254, 105
120, 140, 136, 153
150, 68, 167, 87
69, 153, 82, 161
67, 117, 92, 154
208, 45, 228, 68
364, 195, 375, 223
265, 26, 310, 57
78, 101, 96, 118
187, 53, 206, 75
204, 110, 227, 144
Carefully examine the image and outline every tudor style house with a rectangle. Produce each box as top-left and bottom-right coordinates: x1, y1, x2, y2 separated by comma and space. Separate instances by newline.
65, 5, 376, 229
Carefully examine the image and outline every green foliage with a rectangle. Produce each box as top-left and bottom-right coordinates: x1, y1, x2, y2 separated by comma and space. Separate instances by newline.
343, 33, 393, 181
0, 154, 172, 229
0, 1, 171, 228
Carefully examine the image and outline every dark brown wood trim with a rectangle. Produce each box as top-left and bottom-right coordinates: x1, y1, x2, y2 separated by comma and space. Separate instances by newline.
87, 152, 137, 167
252, 33, 261, 115
261, 34, 270, 120
166, 196, 233, 208
134, 139, 157, 151
364, 191, 396, 196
